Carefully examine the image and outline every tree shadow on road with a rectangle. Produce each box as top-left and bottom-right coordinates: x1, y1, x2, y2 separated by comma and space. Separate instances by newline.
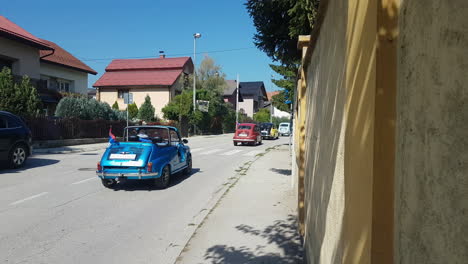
0, 158, 60, 173
270, 168, 292, 176
203, 214, 303, 264
112, 168, 201, 191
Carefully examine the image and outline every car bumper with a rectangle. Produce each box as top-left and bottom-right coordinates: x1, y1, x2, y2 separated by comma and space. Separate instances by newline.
96, 171, 159, 180
233, 138, 256, 142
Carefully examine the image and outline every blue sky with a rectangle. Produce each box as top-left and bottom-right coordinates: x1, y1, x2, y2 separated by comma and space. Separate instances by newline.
1, 0, 281, 92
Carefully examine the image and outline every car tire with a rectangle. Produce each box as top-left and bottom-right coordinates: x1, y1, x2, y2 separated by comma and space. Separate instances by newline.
9, 144, 28, 168
184, 155, 192, 175
101, 179, 117, 188
156, 165, 171, 189
233, 141, 238, 146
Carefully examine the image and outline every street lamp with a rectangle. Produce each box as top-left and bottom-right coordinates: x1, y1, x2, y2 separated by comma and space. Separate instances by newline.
193, 33, 201, 135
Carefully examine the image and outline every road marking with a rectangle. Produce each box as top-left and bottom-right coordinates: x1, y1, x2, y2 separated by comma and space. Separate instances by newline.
72, 177, 98, 185
200, 149, 223, 155
221, 150, 243, 156
244, 150, 263, 156
190, 148, 204, 153
10, 192, 49, 206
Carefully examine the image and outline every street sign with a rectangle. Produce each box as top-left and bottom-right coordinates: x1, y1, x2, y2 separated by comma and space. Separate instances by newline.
124, 93, 133, 104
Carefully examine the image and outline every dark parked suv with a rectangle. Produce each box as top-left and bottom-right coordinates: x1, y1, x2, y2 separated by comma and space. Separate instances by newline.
0, 111, 32, 168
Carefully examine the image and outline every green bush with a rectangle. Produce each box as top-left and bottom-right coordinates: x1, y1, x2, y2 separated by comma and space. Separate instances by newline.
55, 97, 125, 120
127, 102, 138, 120
0, 67, 42, 117
253, 108, 270, 123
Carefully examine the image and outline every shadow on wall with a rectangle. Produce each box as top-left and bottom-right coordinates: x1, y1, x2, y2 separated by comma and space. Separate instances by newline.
299, 0, 347, 262
203, 215, 303, 264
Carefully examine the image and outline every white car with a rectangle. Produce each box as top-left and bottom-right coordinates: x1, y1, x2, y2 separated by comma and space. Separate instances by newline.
278, 122, 291, 136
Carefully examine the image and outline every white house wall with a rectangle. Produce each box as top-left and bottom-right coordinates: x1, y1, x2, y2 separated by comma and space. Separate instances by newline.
40, 62, 88, 95
0, 37, 40, 79
238, 97, 254, 117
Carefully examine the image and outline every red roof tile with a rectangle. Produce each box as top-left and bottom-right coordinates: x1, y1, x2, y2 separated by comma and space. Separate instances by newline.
93, 69, 182, 87
106, 57, 191, 71
267, 91, 280, 101
38, 39, 97, 75
0, 16, 51, 50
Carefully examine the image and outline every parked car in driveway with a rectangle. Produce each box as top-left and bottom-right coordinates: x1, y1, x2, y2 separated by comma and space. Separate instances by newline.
260, 122, 279, 140
96, 125, 192, 189
0, 111, 32, 168
233, 123, 262, 146
278, 122, 291, 136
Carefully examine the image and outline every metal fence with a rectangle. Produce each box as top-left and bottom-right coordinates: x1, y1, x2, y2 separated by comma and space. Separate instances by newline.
25, 117, 129, 140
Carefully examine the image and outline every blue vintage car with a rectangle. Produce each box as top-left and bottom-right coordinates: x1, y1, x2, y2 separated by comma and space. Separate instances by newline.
96, 125, 192, 189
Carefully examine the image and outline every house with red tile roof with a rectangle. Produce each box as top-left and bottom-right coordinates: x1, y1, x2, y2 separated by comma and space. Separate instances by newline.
0, 16, 97, 114
93, 56, 194, 118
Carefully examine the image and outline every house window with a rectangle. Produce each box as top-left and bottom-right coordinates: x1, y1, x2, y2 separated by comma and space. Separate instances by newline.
0, 58, 12, 71
58, 80, 71, 92
118, 90, 129, 99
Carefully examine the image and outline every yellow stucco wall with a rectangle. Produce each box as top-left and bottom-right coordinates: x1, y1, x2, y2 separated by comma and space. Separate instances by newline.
98, 87, 171, 119
297, 0, 398, 263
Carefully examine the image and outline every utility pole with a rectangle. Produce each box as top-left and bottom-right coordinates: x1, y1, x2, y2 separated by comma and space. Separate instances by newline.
193, 33, 201, 135
236, 74, 239, 126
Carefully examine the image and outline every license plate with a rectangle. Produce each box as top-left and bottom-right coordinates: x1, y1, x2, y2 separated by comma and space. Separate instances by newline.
239, 133, 247, 137
109, 154, 136, 160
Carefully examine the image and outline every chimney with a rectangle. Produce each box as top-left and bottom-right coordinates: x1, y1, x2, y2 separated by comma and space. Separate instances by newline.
159, 50, 165, 58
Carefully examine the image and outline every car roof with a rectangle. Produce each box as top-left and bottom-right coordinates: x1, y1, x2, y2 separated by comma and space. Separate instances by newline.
238, 123, 256, 126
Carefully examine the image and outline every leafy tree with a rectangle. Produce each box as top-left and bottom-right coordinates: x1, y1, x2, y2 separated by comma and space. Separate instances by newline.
245, 0, 318, 108
0, 67, 42, 117
112, 101, 119, 110
196, 55, 227, 95
127, 102, 138, 120
272, 91, 293, 113
138, 95, 156, 122
253, 108, 271, 123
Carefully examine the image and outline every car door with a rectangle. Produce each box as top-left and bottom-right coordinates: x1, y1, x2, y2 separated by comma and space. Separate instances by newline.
0, 115, 10, 159
169, 129, 184, 171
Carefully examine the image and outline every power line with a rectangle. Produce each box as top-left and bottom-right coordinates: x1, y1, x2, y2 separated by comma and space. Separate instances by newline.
80, 47, 256, 62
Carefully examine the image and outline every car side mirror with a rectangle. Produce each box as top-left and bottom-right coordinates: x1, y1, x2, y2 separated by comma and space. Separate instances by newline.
182, 139, 188, 144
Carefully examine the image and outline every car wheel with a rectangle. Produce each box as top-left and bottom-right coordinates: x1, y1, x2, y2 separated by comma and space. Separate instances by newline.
233, 141, 238, 146
9, 144, 27, 168
156, 165, 171, 189
184, 155, 192, 175
101, 179, 117, 188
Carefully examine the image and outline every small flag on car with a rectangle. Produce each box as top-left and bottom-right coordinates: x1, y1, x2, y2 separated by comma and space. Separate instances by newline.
109, 128, 118, 144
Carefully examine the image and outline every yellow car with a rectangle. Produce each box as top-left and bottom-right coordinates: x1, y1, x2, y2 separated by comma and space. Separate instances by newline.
260, 123, 279, 140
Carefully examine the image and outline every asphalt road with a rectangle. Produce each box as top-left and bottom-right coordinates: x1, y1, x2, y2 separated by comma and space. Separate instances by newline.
0, 134, 289, 264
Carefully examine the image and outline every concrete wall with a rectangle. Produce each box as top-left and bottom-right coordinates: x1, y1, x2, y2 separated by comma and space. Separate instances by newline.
0, 37, 40, 79
40, 62, 89, 95
238, 97, 254, 117
99, 87, 171, 119
395, 0, 468, 263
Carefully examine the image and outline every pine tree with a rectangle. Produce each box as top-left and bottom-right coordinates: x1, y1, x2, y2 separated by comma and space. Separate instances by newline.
137, 95, 155, 122
127, 102, 138, 119
112, 101, 119, 110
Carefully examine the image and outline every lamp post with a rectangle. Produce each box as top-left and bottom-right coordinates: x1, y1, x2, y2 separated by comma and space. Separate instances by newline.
192, 33, 201, 135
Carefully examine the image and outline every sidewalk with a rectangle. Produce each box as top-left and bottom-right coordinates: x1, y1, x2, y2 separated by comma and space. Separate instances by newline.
175, 145, 303, 264
32, 142, 110, 154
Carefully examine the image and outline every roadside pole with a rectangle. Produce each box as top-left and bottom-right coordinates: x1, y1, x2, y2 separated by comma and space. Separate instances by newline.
236, 74, 239, 126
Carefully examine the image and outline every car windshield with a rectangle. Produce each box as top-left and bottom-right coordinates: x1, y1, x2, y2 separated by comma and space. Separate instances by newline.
237, 125, 252, 130
280, 124, 289, 127
260, 123, 272, 130
125, 127, 170, 144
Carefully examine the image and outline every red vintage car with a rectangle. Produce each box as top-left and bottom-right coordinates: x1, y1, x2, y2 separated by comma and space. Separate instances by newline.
233, 123, 262, 146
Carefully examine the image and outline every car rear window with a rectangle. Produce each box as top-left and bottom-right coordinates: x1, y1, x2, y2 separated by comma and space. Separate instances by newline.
238, 125, 252, 130
280, 124, 289, 127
